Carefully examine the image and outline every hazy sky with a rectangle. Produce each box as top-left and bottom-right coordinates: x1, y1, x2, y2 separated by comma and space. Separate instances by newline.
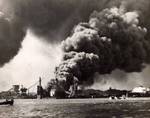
0, 29, 62, 91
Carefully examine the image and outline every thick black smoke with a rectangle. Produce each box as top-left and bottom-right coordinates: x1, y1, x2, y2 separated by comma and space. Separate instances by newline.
0, 0, 150, 67
55, 52, 99, 86
0, 12, 25, 66
0, 0, 109, 66
55, 6, 150, 89
3, 0, 111, 40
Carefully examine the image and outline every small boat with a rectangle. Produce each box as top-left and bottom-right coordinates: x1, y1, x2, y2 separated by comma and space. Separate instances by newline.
0, 99, 14, 106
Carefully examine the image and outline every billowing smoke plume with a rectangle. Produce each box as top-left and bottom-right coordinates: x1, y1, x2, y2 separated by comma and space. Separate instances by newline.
0, 0, 150, 90
55, 6, 150, 89
0, 0, 110, 66
0, 0, 150, 66
55, 52, 99, 87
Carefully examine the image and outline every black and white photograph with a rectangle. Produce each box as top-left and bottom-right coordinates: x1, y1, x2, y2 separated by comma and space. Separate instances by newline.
0, 0, 150, 117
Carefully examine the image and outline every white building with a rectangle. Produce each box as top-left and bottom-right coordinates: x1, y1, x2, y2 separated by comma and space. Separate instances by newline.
132, 86, 147, 93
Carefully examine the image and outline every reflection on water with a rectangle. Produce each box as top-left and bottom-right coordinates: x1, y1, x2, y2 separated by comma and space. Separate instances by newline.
0, 98, 150, 118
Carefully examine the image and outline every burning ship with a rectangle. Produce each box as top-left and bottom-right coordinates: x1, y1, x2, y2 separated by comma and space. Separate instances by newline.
49, 5, 150, 98
48, 77, 79, 98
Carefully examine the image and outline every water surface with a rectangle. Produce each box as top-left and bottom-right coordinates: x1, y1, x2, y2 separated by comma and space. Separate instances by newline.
0, 98, 150, 118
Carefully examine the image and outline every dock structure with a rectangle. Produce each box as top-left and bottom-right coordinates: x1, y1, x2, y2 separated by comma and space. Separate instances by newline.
37, 77, 43, 99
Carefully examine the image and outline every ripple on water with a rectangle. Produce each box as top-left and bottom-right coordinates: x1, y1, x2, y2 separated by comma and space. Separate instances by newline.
0, 99, 150, 118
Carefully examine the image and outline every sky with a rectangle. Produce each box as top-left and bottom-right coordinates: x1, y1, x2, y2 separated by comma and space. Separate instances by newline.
0, 29, 62, 91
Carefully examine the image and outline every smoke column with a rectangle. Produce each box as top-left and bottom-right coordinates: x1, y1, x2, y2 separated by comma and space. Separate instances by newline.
0, 0, 150, 66
55, 6, 150, 90
0, 0, 150, 90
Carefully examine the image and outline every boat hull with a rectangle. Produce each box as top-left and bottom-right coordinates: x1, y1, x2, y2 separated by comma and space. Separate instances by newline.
0, 100, 14, 105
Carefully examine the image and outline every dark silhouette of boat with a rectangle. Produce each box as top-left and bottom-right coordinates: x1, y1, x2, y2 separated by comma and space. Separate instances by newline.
0, 99, 14, 105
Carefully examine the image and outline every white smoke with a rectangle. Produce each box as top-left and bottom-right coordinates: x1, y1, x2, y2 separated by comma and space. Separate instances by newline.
0, 29, 62, 91
90, 67, 150, 90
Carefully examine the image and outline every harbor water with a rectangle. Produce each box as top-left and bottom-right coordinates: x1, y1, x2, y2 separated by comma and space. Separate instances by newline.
0, 98, 150, 118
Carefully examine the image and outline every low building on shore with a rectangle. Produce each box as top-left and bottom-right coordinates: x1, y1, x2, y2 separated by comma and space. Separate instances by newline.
132, 86, 147, 94
129, 86, 150, 97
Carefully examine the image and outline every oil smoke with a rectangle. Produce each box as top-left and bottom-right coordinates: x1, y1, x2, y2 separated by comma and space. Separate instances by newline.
0, 0, 150, 66
55, 6, 150, 89
0, 12, 25, 66
0, 0, 150, 90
